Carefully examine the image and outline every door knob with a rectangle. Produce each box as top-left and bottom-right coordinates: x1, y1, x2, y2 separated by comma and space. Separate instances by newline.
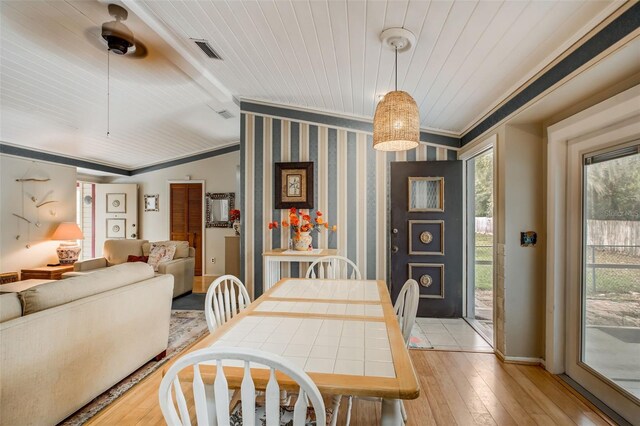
391, 245, 399, 254
392, 228, 398, 234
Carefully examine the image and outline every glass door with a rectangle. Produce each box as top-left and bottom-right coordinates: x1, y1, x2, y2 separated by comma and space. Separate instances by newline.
567, 141, 639, 422
465, 148, 494, 344
582, 146, 640, 397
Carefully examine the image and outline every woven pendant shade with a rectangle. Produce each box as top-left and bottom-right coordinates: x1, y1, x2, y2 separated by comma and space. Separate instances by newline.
373, 90, 420, 151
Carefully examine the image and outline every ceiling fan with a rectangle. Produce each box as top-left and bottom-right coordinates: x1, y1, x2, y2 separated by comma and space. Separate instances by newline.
91, 3, 147, 58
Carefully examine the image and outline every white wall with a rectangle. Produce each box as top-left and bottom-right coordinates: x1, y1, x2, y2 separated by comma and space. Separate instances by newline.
503, 123, 545, 359
0, 154, 77, 274
109, 151, 239, 275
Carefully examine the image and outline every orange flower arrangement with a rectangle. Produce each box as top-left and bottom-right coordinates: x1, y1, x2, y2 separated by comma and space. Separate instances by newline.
267, 207, 336, 241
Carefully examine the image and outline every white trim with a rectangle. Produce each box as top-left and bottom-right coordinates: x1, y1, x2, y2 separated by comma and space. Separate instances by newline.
546, 84, 640, 421
458, 133, 497, 161
458, 2, 628, 136
546, 84, 640, 375
166, 179, 206, 276
460, 134, 498, 349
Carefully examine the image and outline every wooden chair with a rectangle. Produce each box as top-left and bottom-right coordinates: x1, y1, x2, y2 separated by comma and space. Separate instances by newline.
305, 256, 362, 280
205, 275, 251, 334
159, 347, 326, 426
342, 279, 420, 425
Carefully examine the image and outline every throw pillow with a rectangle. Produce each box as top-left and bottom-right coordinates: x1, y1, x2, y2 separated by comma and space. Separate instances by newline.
127, 255, 149, 263
147, 245, 176, 272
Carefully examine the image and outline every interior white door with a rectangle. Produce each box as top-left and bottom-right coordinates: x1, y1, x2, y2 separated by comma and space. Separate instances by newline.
94, 183, 138, 258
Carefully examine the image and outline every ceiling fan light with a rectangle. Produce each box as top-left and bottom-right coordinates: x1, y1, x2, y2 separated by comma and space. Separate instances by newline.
373, 90, 420, 151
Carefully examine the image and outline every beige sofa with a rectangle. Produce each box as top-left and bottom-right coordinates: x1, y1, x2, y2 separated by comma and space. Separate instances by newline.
68, 239, 195, 298
0, 262, 173, 426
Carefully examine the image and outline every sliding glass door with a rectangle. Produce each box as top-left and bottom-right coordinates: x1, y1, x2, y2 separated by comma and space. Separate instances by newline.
465, 148, 494, 344
568, 141, 639, 421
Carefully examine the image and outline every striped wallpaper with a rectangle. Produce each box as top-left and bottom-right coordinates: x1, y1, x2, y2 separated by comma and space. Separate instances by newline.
240, 105, 458, 297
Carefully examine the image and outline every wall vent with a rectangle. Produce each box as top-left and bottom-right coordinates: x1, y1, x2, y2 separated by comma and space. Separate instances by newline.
193, 40, 222, 60
216, 110, 234, 119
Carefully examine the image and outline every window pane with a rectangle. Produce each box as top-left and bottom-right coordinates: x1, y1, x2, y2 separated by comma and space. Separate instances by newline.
409, 178, 443, 211
583, 149, 640, 399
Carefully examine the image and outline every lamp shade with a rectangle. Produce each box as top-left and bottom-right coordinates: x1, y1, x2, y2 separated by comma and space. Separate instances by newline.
51, 222, 84, 240
373, 91, 420, 151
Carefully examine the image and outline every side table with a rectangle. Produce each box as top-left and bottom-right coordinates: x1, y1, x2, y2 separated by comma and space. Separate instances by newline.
262, 248, 338, 293
21, 265, 75, 280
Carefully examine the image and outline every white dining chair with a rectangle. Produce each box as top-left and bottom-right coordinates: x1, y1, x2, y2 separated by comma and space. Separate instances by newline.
305, 255, 362, 280
205, 275, 251, 334
342, 279, 420, 426
159, 347, 326, 426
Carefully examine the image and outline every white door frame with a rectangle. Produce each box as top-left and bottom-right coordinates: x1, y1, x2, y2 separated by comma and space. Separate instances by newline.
459, 134, 498, 345
166, 180, 206, 275
546, 85, 640, 420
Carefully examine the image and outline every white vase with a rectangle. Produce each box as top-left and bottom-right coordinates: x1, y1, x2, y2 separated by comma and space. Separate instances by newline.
233, 220, 241, 236
293, 231, 312, 251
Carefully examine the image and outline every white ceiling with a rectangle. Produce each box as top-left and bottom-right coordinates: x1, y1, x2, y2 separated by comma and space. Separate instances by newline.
0, 0, 239, 170
0, 0, 632, 170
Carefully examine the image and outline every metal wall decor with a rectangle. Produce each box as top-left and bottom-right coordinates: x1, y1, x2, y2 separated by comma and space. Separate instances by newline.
144, 194, 159, 212
106, 193, 126, 213
408, 220, 444, 255
274, 162, 314, 209
408, 263, 445, 299
205, 192, 235, 228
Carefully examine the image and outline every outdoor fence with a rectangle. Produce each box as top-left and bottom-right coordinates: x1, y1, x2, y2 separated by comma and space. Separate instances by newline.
585, 245, 640, 294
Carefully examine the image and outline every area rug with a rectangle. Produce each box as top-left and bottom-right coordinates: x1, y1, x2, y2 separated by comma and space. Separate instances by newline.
60, 310, 208, 425
408, 325, 434, 349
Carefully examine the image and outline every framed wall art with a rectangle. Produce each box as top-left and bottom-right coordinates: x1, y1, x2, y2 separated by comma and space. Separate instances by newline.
144, 194, 159, 212
274, 162, 314, 209
106, 218, 126, 239
106, 193, 126, 213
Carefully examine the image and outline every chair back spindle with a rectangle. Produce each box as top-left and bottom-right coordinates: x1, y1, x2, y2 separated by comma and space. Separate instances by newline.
305, 256, 362, 280
205, 275, 251, 333
159, 348, 326, 426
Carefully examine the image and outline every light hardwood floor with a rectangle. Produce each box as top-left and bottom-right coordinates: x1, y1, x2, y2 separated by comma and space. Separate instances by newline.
86, 349, 614, 425
192, 275, 216, 294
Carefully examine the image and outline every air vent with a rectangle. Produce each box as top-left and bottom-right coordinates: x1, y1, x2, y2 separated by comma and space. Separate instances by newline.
216, 110, 234, 119
193, 40, 222, 60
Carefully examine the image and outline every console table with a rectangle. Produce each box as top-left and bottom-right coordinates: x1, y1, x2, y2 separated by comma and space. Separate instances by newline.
21, 265, 74, 280
262, 248, 337, 292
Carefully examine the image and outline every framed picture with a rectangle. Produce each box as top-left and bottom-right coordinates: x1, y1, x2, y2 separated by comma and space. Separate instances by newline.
106, 193, 126, 213
274, 162, 314, 209
144, 194, 159, 212
106, 218, 126, 239
205, 192, 235, 228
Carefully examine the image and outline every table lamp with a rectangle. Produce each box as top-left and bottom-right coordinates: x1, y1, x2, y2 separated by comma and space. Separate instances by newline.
51, 222, 84, 264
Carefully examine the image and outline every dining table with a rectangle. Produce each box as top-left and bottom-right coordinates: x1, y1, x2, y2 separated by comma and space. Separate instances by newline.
166, 277, 420, 426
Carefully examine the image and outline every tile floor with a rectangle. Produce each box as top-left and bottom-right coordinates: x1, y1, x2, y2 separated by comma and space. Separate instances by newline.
413, 317, 493, 352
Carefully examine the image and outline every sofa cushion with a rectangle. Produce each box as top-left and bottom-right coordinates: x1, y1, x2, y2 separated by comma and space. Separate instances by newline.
19, 262, 155, 315
104, 239, 149, 266
147, 244, 176, 272
142, 240, 190, 259
0, 293, 22, 322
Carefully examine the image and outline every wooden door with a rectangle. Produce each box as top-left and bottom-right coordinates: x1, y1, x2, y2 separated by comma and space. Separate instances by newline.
390, 161, 463, 317
170, 183, 203, 276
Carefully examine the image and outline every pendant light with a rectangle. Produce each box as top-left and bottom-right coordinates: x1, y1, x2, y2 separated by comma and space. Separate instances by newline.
373, 28, 419, 152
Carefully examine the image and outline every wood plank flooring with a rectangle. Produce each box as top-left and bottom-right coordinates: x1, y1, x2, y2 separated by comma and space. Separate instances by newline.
86, 349, 614, 425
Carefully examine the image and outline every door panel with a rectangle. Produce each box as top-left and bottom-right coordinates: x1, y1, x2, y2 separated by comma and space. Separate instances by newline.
94, 183, 138, 258
390, 161, 463, 317
170, 183, 203, 276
